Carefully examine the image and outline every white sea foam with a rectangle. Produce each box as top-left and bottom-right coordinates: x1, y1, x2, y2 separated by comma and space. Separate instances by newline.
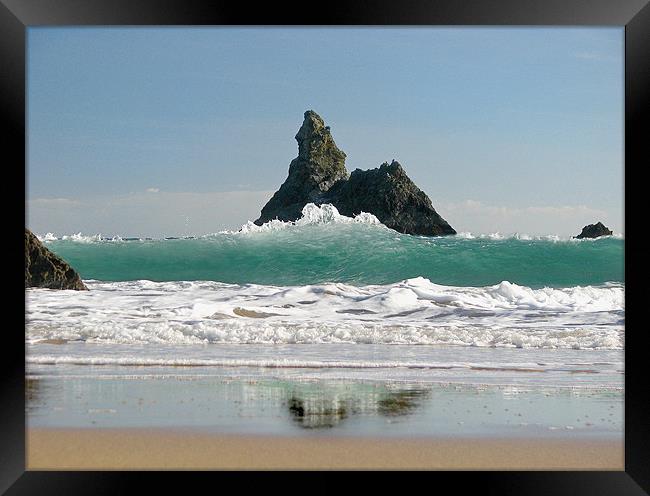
219, 203, 383, 234
454, 232, 623, 242
35, 232, 126, 243
19, 355, 563, 371
38, 232, 59, 243
25, 278, 624, 349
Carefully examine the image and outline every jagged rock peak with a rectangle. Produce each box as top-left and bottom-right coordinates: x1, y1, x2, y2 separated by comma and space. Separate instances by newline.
378, 160, 404, 174
381, 160, 402, 170
296, 110, 338, 156
292, 110, 347, 168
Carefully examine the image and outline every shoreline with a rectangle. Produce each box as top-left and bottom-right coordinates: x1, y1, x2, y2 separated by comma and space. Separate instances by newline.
27, 428, 624, 470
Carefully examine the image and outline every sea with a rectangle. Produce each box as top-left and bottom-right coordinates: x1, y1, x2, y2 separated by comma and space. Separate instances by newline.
25, 204, 624, 437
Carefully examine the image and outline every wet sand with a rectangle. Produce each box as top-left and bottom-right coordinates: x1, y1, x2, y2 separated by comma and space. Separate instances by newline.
27, 428, 623, 470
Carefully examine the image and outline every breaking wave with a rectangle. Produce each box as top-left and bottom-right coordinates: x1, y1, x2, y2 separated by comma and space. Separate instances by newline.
26, 278, 624, 349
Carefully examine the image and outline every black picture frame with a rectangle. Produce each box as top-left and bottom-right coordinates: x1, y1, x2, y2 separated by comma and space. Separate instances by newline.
4, 0, 647, 493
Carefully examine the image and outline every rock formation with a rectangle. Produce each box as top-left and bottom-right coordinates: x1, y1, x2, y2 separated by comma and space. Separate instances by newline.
574, 222, 613, 239
25, 229, 88, 290
255, 110, 455, 236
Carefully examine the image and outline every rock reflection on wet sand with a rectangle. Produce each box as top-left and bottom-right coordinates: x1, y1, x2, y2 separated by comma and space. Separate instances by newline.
25, 374, 623, 438
286, 386, 429, 429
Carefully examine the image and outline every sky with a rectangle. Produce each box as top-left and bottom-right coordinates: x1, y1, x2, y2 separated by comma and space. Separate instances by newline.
26, 27, 624, 237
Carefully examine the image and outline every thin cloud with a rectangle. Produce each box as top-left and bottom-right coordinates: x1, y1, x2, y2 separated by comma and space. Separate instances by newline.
26, 193, 620, 238
572, 51, 616, 61
442, 200, 607, 217
26, 190, 275, 238
28, 197, 82, 206
437, 199, 616, 236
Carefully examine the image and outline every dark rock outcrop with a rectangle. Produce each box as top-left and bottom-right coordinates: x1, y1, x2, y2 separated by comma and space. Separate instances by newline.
25, 229, 87, 290
325, 160, 455, 235
574, 222, 613, 239
255, 110, 455, 236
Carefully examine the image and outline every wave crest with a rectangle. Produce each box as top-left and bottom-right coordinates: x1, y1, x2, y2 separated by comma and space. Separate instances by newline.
455, 232, 623, 242
227, 203, 383, 234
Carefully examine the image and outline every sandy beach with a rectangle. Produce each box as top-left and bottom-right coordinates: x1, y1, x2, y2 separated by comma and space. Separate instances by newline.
27, 428, 623, 470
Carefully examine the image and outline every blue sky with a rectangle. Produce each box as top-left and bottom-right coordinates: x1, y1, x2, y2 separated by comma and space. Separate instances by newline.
27, 27, 623, 237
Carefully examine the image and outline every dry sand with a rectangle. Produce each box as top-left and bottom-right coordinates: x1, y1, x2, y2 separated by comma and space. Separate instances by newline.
27, 428, 624, 470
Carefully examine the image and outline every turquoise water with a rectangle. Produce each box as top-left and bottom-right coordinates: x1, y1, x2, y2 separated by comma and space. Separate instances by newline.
41, 224, 624, 288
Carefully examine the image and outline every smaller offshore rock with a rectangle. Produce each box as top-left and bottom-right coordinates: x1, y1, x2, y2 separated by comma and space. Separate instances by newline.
574, 222, 614, 239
